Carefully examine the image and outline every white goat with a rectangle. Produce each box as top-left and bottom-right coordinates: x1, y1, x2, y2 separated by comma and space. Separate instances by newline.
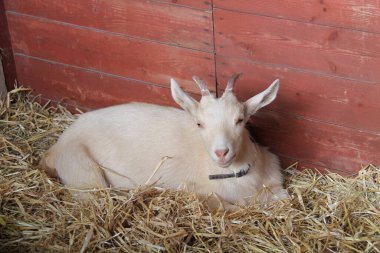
40, 74, 288, 209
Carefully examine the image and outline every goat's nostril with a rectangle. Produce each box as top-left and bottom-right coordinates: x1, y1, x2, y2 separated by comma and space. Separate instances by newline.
215, 149, 229, 158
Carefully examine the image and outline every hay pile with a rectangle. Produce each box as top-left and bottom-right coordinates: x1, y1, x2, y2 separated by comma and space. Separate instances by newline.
1, 89, 379, 253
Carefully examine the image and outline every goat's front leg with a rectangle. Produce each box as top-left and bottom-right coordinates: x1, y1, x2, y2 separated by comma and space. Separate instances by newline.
201, 193, 241, 212
264, 184, 289, 202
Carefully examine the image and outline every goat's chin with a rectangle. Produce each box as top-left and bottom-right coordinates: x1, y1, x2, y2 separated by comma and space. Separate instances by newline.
218, 162, 232, 168
216, 154, 236, 168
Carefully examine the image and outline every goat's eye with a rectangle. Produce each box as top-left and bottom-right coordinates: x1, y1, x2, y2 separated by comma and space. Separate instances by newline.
236, 118, 244, 125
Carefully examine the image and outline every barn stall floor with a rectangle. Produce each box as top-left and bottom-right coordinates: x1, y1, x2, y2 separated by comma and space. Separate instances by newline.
0, 88, 379, 253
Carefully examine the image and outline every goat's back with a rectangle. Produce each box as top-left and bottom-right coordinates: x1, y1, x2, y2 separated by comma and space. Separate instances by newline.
42, 103, 208, 188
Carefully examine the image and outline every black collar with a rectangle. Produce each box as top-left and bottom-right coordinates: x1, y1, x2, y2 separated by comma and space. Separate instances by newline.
208, 164, 251, 180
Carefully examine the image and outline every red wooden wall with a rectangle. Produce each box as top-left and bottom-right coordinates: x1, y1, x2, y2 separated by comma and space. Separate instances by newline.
2, 0, 380, 174
3, 0, 215, 108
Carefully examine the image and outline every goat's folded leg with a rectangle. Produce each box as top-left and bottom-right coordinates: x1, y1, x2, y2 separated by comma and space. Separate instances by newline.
261, 184, 289, 202
201, 192, 241, 212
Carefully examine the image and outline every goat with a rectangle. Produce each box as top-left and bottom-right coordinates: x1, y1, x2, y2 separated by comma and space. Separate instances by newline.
40, 74, 288, 210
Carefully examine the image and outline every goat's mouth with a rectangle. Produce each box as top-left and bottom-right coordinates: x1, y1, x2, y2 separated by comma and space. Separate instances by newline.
216, 154, 236, 168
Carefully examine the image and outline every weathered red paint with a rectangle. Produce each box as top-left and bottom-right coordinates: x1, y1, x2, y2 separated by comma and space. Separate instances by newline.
7, 13, 215, 94
215, 0, 380, 33
248, 110, 380, 173
14, 55, 190, 109
4, 0, 213, 52
217, 55, 380, 133
156, 0, 212, 10
214, 8, 380, 82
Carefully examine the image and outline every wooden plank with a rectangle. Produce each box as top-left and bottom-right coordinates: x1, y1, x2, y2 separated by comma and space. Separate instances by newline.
214, 0, 380, 34
156, 0, 212, 10
216, 56, 380, 133
0, 0, 17, 90
7, 13, 215, 94
247, 110, 380, 173
4, 0, 213, 51
14, 55, 190, 109
214, 8, 380, 82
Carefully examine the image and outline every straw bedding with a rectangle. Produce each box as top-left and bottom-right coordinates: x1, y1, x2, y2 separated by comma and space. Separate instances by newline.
0, 88, 379, 253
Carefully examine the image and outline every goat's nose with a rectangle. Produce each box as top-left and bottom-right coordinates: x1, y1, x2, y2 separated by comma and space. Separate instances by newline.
215, 149, 229, 159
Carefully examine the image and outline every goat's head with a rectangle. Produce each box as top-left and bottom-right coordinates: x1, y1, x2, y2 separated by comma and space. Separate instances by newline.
171, 74, 279, 168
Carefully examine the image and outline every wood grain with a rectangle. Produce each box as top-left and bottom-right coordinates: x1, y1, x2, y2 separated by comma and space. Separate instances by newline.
14, 55, 188, 109
4, 0, 213, 51
7, 13, 215, 94
156, 0, 212, 10
247, 110, 380, 173
214, 0, 380, 33
214, 8, 380, 82
216, 55, 380, 133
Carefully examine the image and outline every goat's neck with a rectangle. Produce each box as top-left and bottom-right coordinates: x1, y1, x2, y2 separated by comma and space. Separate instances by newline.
233, 131, 258, 171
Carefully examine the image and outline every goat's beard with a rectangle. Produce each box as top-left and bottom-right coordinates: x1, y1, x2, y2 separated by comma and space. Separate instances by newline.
216, 154, 236, 168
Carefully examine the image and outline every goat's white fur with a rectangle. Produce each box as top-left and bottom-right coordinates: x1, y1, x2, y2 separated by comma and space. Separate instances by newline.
40, 75, 288, 209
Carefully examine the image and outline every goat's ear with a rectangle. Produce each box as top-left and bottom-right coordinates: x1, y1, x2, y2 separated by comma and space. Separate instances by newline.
171, 78, 198, 115
244, 79, 279, 116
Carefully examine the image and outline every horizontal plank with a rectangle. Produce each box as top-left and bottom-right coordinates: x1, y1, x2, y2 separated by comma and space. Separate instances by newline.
214, 0, 380, 34
4, 0, 213, 51
247, 110, 380, 174
155, 0, 212, 10
14, 55, 189, 109
7, 13, 215, 94
216, 56, 380, 133
214, 8, 380, 82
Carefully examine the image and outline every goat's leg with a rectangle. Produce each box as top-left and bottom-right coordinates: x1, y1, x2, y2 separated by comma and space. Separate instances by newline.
53, 145, 109, 200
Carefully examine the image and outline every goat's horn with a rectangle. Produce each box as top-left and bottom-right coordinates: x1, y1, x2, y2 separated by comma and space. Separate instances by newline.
225, 73, 242, 92
192, 76, 211, 96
